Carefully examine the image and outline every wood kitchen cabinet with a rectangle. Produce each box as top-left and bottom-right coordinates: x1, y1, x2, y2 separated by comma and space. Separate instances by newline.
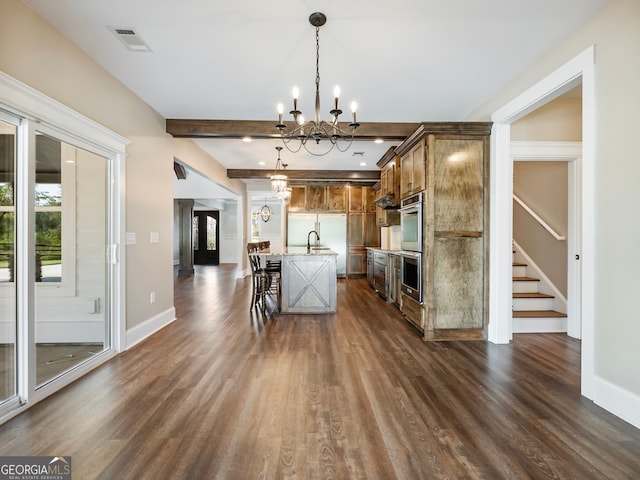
288, 185, 346, 213
326, 185, 346, 212
376, 205, 400, 227
347, 185, 379, 276
400, 139, 426, 198
288, 186, 307, 211
395, 122, 492, 341
307, 185, 326, 211
374, 147, 401, 226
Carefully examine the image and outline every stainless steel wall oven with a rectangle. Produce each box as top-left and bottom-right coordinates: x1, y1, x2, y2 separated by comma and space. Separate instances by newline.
400, 251, 422, 303
399, 192, 423, 252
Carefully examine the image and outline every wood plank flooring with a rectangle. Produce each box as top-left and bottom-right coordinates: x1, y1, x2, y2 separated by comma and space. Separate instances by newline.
1, 264, 639, 479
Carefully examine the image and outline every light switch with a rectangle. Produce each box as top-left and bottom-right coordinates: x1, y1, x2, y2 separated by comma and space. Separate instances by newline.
149, 232, 160, 244
125, 232, 136, 245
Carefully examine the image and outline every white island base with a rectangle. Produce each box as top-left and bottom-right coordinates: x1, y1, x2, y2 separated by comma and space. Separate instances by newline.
280, 249, 337, 314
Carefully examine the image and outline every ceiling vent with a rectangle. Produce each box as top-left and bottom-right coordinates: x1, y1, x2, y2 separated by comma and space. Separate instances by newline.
352, 151, 365, 157
108, 26, 152, 52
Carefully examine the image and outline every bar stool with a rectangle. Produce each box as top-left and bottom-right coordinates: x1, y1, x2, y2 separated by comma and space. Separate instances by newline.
247, 244, 280, 313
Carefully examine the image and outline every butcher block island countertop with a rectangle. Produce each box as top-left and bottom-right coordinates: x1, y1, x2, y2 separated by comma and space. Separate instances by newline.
256, 247, 337, 314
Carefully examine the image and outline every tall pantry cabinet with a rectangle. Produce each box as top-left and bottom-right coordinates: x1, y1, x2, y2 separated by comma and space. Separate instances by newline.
395, 122, 492, 341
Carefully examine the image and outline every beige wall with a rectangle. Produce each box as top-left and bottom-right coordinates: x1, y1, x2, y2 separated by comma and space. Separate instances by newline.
0, 0, 242, 330
512, 96, 582, 141
468, 0, 640, 396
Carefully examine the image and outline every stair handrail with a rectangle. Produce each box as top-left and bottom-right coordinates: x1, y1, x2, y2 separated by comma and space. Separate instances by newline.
513, 194, 566, 241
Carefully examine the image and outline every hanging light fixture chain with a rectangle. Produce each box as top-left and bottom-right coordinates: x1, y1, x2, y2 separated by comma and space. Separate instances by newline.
315, 26, 321, 92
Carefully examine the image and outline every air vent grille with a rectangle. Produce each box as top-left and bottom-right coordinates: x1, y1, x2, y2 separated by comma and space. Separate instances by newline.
108, 26, 152, 52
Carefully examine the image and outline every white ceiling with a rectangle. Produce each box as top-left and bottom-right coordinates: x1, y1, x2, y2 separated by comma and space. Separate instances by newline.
22, 0, 607, 195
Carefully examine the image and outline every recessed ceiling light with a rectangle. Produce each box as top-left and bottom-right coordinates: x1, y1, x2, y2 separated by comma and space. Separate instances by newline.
259, 161, 266, 166
360, 162, 367, 166
242, 136, 252, 143
374, 138, 384, 144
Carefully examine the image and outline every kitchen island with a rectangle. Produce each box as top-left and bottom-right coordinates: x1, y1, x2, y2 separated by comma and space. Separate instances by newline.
257, 246, 337, 314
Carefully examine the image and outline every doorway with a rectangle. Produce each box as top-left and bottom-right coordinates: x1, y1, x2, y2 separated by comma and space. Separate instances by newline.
511, 145, 582, 338
489, 46, 595, 399
193, 210, 220, 265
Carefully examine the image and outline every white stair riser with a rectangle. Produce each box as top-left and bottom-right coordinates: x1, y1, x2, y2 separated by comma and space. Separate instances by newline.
513, 297, 554, 311
513, 317, 568, 333
513, 281, 540, 293
512, 265, 527, 277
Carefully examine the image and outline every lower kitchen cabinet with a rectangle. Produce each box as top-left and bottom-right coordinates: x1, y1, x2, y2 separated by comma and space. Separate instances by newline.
400, 292, 424, 330
388, 253, 401, 307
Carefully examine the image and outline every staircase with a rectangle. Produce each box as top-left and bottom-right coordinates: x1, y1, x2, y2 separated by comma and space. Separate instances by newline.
512, 259, 568, 333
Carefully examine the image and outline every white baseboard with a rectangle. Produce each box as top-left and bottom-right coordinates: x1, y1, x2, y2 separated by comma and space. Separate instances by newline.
594, 375, 640, 430
125, 307, 176, 350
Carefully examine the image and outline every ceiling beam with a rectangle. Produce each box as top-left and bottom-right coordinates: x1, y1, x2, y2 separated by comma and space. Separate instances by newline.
227, 169, 380, 182
166, 119, 419, 140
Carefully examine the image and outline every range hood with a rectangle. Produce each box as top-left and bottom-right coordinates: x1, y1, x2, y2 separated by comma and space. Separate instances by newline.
375, 193, 399, 209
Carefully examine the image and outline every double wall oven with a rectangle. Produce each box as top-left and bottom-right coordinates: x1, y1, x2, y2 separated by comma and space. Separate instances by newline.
399, 193, 423, 303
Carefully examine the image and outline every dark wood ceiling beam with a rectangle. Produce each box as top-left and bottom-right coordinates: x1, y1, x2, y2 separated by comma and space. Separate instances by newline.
227, 169, 380, 181
166, 119, 419, 140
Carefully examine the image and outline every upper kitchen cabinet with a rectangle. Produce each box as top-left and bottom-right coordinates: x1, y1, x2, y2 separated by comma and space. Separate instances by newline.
398, 139, 426, 198
288, 186, 307, 211
375, 147, 401, 226
307, 185, 326, 211
326, 185, 347, 212
289, 185, 346, 212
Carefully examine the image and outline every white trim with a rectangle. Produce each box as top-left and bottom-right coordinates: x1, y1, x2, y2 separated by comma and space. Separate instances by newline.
0, 72, 129, 153
511, 141, 582, 159
594, 376, 640, 430
488, 123, 514, 344
510, 140, 582, 338
125, 307, 177, 350
489, 46, 596, 400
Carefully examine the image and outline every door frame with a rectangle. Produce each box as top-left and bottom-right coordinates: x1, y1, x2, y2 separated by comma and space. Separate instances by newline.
511, 141, 582, 338
488, 46, 596, 399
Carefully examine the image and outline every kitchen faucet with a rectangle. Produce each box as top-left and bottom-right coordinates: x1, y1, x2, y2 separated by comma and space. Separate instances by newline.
307, 230, 320, 250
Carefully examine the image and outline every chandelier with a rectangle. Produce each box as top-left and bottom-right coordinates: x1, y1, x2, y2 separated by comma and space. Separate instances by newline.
270, 146, 289, 198
276, 12, 360, 156
258, 198, 273, 222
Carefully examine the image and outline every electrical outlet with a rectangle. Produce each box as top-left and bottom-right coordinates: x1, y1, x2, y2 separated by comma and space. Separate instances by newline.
150, 291, 155, 304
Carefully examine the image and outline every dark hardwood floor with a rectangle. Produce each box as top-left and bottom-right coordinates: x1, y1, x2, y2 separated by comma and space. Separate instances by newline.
1, 264, 639, 479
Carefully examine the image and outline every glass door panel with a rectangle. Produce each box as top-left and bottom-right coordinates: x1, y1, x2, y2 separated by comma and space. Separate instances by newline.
0, 119, 17, 404
34, 133, 109, 387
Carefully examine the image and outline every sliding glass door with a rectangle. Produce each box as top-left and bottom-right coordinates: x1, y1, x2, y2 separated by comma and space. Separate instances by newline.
0, 72, 125, 419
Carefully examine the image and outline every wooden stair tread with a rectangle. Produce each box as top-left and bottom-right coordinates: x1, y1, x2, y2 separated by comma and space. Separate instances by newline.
512, 262, 527, 267
513, 310, 567, 318
513, 276, 540, 282
513, 292, 554, 299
